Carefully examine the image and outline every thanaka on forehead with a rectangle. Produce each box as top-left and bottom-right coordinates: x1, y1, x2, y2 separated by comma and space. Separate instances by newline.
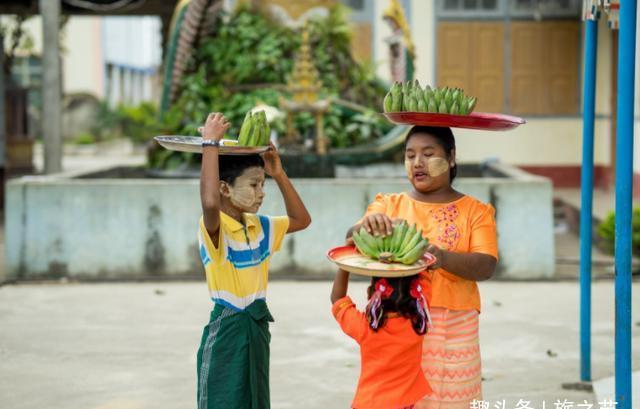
237, 167, 265, 178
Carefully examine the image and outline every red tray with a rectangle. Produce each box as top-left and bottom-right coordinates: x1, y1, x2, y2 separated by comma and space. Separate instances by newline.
383, 112, 525, 131
326, 245, 436, 277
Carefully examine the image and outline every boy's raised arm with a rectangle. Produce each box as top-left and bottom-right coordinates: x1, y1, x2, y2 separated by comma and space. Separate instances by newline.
262, 144, 311, 233
200, 113, 230, 238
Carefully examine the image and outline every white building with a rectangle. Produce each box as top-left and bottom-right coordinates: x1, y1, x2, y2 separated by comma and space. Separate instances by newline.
3, 14, 162, 105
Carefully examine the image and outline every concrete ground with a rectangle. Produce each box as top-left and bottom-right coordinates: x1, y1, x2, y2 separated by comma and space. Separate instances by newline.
0, 280, 639, 409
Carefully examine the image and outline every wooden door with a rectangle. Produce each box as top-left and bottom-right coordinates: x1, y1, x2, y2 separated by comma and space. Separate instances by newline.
437, 22, 504, 112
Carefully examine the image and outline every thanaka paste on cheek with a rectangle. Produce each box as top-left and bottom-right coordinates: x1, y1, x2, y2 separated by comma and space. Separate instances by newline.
405, 157, 449, 178
230, 184, 257, 209
426, 157, 450, 177
404, 159, 413, 178
228, 168, 264, 210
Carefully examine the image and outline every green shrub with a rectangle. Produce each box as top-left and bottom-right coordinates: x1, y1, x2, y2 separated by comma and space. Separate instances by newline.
152, 3, 391, 170
117, 102, 161, 143
596, 208, 640, 255
73, 133, 96, 145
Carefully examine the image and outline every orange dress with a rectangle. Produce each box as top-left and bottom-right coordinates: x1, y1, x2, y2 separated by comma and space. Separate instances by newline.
361, 192, 498, 409
333, 296, 432, 409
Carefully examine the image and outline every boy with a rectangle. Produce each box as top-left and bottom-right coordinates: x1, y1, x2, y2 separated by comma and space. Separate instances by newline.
197, 112, 311, 409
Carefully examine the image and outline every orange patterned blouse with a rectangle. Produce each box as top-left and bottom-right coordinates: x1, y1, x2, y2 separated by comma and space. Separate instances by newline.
361, 192, 498, 312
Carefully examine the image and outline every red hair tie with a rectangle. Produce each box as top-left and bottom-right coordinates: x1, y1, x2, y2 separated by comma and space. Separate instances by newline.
410, 278, 432, 331
375, 278, 394, 299
366, 278, 394, 330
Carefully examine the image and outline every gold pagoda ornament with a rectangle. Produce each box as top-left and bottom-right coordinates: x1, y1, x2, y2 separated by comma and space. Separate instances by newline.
280, 27, 330, 155
288, 29, 322, 104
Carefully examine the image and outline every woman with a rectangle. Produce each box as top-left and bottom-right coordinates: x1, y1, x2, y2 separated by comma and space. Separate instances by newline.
348, 125, 498, 408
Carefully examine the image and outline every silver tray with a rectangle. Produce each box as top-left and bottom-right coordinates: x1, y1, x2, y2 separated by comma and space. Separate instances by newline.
154, 136, 270, 155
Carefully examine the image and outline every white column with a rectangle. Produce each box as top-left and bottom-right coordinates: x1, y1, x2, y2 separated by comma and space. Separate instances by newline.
40, 0, 62, 173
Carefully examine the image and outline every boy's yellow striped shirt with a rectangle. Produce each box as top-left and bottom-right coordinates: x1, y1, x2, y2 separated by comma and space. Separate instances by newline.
198, 212, 289, 310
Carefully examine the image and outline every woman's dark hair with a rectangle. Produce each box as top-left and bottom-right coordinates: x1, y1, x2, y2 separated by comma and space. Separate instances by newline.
405, 125, 457, 182
366, 275, 428, 335
218, 154, 265, 185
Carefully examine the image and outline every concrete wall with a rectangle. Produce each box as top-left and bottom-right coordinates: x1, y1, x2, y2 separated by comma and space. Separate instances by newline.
5, 174, 554, 281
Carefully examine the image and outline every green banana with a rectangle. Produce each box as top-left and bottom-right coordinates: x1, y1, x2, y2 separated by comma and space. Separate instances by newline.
359, 227, 380, 253
408, 95, 419, 112
467, 97, 477, 114
390, 221, 408, 254
457, 89, 465, 108
398, 229, 424, 258
237, 110, 272, 146
397, 225, 417, 256
451, 89, 460, 106
352, 230, 377, 258
238, 112, 252, 145
384, 83, 477, 115
391, 93, 402, 112
397, 227, 420, 257
402, 90, 411, 111
383, 92, 393, 112
444, 88, 453, 110
397, 240, 429, 265
417, 97, 426, 112
382, 234, 392, 253
424, 89, 433, 106
433, 88, 441, 106
352, 223, 429, 265
250, 115, 260, 146
438, 100, 448, 114
261, 111, 270, 145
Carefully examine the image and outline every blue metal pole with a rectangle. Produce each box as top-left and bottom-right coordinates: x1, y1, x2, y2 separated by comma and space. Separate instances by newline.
579, 18, 598, 383
614, 0, 635, 408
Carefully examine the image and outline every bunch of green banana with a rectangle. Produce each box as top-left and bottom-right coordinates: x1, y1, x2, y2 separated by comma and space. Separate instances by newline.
351, 221, 430, 265
383, 81, 478, 115
237, 110, 271, 146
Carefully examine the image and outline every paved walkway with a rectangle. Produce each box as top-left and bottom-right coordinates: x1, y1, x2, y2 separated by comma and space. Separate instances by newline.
0, 281, 638, 409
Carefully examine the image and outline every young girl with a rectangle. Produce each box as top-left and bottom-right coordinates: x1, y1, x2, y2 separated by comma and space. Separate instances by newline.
331, 269, 433, 409
197, 112, 311, 409
348, 126, 498, 409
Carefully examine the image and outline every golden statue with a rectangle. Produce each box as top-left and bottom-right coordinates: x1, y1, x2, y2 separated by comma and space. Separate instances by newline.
383, 0, 415, 81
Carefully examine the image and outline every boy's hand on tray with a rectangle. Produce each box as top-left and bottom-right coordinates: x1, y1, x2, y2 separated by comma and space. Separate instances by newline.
262, 142, 283, 178
201, 112, 230, 141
